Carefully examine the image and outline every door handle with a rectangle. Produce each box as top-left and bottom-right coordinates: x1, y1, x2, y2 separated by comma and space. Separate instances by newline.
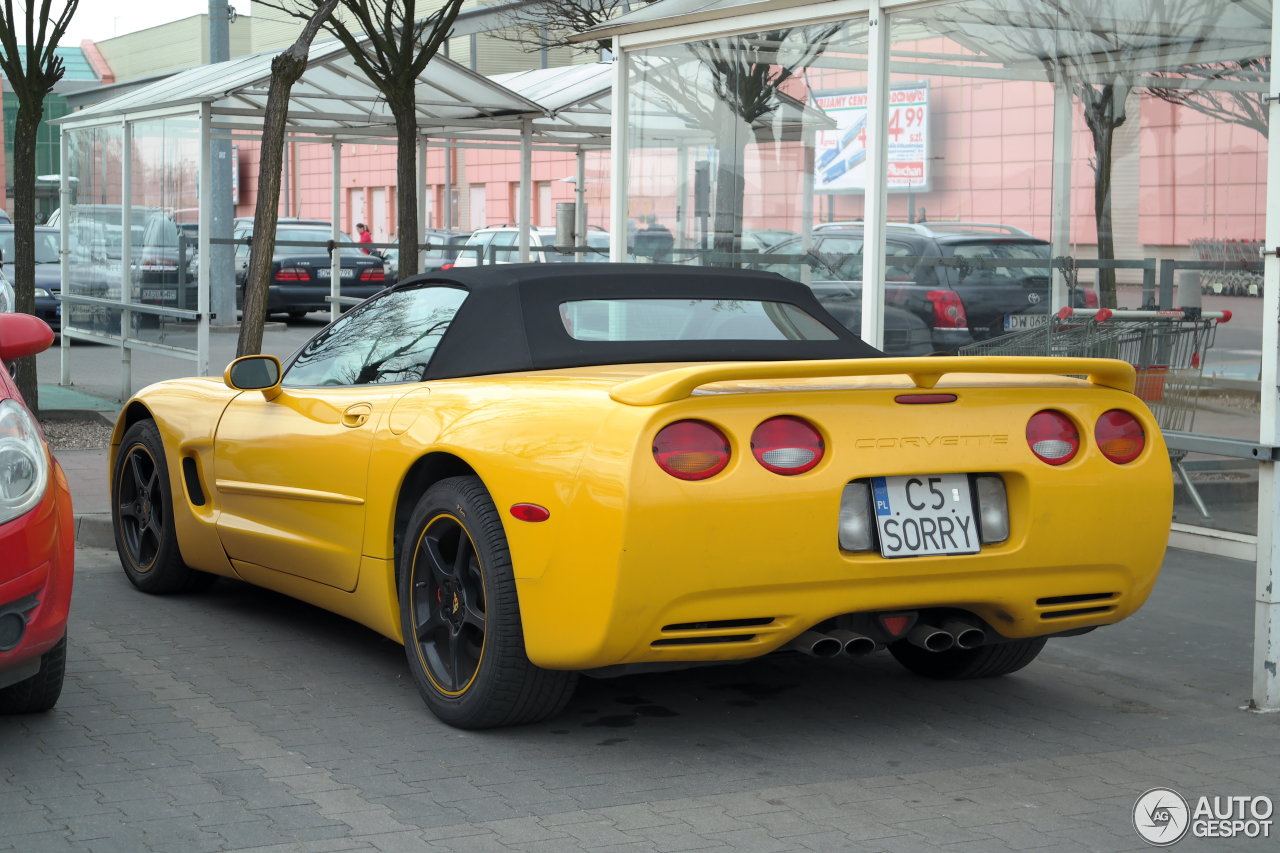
342, 403, 372, 428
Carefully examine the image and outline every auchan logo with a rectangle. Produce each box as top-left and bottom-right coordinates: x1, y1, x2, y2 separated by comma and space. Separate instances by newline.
855, 434, 1010, 449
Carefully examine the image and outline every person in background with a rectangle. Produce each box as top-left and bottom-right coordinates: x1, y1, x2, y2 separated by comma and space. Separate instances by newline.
357, 223, 373, 254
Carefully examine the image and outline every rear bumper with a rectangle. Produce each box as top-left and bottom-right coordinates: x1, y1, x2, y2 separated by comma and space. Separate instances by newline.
0, 460, 74, 687
264, 283, 386, 313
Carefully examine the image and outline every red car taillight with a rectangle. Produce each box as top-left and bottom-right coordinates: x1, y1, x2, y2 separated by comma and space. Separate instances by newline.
751, 416, 824, 475
652, 420, 730, 480
276, 267, 308, 281
1095, 410, 1145, 464
1026, 410, 1079, 465
360, 267, 385, 282
441, 262, 455, 271
927, 290, 967, 328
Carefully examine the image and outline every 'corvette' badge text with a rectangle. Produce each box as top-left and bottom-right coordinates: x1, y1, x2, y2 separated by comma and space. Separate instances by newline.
856, 434, 1009, 449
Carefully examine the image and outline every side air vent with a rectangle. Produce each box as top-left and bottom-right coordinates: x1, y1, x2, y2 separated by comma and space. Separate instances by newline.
182, 457, 207, 506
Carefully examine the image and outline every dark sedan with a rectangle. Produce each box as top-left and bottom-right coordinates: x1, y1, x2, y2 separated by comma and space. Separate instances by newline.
233, 221, 386, 319
1, 226, 66, 331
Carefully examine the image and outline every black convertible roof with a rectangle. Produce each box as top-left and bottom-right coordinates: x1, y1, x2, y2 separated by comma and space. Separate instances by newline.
386, 263, 885, 380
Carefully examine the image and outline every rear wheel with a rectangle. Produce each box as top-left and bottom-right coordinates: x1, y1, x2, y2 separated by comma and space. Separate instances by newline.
113, 420, 213, 594
287, 310, 307, 320
399, 476, 577, 729
889, 637, 1047, 679
0, 635, 67, 714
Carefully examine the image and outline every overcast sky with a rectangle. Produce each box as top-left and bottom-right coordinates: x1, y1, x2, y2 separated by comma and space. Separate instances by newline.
57, 0, 250, 44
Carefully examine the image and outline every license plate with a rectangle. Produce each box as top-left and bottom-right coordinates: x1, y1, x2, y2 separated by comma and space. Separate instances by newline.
142, 289, 175, 300
316, 268, 354, 279
1004, 313, 1047, 331
871, 473, 980, 558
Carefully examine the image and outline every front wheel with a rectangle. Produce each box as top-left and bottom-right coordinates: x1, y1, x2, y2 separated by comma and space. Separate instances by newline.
0, 635, 67, 714
889, 637, 1047, 680
113, 420, 213, 594
399, 476, 577, 729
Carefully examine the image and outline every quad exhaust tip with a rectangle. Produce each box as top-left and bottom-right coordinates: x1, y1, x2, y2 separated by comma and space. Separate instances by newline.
789, 630, 843, 658
907, 623, 955, 652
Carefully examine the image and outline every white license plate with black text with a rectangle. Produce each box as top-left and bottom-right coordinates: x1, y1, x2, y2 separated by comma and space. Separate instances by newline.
316, 268, 354, 279
1004, 313, 1047, 331
871, 473, 980, 558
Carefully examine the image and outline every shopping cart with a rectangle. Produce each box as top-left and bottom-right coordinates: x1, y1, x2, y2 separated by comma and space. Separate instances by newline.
960, 306, 1232, 518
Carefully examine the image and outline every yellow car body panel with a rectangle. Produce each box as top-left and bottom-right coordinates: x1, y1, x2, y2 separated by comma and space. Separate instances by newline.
112, 356, 1170, 671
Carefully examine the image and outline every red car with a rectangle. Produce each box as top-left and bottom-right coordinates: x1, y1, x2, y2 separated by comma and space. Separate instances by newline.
0, 312, 73, 713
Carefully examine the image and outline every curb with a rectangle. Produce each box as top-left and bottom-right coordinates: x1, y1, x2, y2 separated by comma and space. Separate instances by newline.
75, 513, 116, 550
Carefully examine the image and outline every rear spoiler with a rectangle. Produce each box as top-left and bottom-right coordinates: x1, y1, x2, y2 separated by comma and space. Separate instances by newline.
609, 356, 1136, 406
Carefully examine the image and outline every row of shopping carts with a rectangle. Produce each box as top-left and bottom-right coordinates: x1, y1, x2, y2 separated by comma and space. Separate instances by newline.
961, 306, 1232, 518
1189, 237, 1264, 296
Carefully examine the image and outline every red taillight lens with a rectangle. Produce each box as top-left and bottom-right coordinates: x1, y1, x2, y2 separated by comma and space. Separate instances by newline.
441, 262, 455, 270
652, 420, 730, 480
1026, 410, 1079, 465
751, 416, 824, 475
276, 267, 308, 281
927, 290, 968, 329
1095, 410, 1145, 464
360, 267, 385, 282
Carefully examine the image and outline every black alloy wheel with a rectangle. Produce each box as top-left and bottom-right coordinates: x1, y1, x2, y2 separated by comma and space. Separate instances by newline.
112, 420, 212, 594
399, 476, 577, 729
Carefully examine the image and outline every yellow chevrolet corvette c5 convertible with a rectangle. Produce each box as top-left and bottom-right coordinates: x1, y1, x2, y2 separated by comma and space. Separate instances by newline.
109, 263, 1172, 729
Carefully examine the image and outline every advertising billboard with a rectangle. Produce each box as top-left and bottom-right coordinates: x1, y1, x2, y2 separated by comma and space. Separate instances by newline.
814, 82, 930, 193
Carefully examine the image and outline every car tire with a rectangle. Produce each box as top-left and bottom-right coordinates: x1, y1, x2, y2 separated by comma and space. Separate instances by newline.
113, 420, 214, 594
888, 636, 1047, 680
399, 476, 577, 729
287, 310, 307, 320
0, 634, 67, 714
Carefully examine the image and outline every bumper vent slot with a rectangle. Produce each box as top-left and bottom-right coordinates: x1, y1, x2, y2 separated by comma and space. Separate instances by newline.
661, 617, 774, 632
652, 634, 755, 647
1037, 592, 1116, 606
1040, 605, 1115, 620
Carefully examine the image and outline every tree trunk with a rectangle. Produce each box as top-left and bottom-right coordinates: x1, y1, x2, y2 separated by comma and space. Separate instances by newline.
237, 49, 310, 357
391, 97, 419, 280
236, 0, 338, 357
709, 119, 749, 264
1092, 120, 1117, 308
12, 98, 43, 414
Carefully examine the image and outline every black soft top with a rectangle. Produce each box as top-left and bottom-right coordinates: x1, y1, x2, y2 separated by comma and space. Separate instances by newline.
387, 263, 884, 380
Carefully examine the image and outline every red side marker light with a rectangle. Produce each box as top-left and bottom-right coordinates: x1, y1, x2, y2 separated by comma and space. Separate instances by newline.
510, 503, 550, 522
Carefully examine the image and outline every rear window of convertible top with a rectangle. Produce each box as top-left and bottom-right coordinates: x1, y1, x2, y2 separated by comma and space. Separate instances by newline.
559, 298, 838, 342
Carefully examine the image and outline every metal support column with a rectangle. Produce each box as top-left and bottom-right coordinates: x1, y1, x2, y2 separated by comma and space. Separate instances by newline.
519, 119, 533, 262
1051, 78, 1074, 312
194, 107, 210, 376
609, 50, 630, 261
418, 137, 428, 268
1252, 0, 1280, 713
58, 132, 71, 386
330, 140, 342, 324
120, 120, 135, 396
859, 1, 890, 350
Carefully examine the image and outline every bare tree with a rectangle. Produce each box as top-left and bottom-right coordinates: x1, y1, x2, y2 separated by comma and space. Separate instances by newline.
1147, 57, 1269, 138
491, 0, 659, 57
262, 0, 464, 285
237, 0, 341, 357
0, 0, 79, 414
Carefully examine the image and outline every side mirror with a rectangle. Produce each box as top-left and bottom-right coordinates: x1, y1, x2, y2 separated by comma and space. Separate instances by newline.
224, 354, 283, 400
0, 312, 55, 361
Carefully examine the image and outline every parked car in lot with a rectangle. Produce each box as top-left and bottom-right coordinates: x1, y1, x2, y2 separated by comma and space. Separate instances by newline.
0, 276, 12, 314
750, 247, 934, 356
134, 211, 199, 315
450, 225, 609, 266
232, 218, 386, 319
380, 229, 472, 284
0, 312, 73, 714
0, 224, 120, 333
768, 222, 1098, 352
109, 262, 1171, 730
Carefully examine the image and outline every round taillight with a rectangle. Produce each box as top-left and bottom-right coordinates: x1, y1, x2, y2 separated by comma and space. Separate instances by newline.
1095, 410, 1145, 464
751, 416, 824, 475
1026, 410, 1079, 465
652, 420, 730, 480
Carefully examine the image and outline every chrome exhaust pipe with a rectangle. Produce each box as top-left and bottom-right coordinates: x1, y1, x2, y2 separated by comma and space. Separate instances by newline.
787, 630, 843, 658
907, 623, 955, 652
943, 620, 986, 650
829, 629, 880, 656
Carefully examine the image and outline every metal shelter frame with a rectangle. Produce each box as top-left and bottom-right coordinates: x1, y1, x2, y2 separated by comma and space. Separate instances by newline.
52, 42, 627, 389
590, 0, 1280, 710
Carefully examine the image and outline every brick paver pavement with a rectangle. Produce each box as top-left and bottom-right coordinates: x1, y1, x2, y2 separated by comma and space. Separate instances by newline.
2, 545, 1276, 852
